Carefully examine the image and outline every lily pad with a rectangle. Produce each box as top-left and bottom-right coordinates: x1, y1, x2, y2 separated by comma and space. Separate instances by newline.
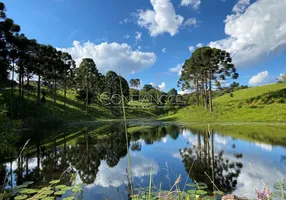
16, 185, 28, 189
187, 190, 196, 194
49, 180, 60, 184
196, 190, 207, 195
41, 190, 54, 195
31, 194, 47, 199
63, 196, 75, 200
61, 186, 73, 191
17, 189, 38, 195
22, 181, 34, 185
55, 184, 67, 189
186, 183, 197, 187
197, 182, 208, 190
54, 190, 66, 196
15, 195, 28, 200
41, 197, 54, 200
71, 187, 83, 193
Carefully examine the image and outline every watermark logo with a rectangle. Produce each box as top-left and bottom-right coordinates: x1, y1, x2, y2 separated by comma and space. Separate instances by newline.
99, 92, 186, 108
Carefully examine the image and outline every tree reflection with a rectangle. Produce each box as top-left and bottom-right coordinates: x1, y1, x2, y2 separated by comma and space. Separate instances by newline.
130, 125, 171, 144
180, 129, 243, 192
17, 123, 183, 186
0, 164, 6, 190
65, 124, 129, 184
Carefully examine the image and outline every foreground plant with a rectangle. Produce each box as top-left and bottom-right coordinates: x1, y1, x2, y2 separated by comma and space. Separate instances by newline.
255, 185, 271, 200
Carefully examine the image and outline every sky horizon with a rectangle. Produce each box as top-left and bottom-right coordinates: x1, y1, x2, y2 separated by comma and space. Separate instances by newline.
3, 0, 286, 93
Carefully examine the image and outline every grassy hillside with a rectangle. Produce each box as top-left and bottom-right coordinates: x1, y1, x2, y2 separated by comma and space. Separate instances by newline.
0, 86, 158, 123
162, 83, 286, 122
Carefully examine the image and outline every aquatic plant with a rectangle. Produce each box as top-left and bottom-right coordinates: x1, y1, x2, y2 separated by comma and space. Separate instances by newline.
255, 185, 272, 200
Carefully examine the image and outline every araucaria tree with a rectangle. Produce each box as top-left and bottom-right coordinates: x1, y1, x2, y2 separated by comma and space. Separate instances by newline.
179, 47, 238, 112
74, 58, 100, 107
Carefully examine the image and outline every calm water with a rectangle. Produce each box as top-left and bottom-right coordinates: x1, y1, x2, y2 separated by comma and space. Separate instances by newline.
1, 122, 286, 199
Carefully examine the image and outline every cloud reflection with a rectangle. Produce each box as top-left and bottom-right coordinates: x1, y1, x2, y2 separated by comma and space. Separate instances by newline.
86, 155, 159, 188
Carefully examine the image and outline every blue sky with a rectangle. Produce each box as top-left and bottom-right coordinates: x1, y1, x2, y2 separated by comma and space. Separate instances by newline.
3, 0, 286, 93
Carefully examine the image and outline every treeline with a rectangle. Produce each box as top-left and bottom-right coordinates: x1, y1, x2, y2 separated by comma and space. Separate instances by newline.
0, 2, 130, 119
178, 47, 239, 112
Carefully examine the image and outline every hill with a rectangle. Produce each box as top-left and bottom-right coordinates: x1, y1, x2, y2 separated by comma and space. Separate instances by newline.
161, 83, 286, 122
0, 86, 158, 123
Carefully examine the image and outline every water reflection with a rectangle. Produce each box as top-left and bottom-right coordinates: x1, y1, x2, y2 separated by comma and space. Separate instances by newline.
180, 129, 243, 192
0, 122, 285, 199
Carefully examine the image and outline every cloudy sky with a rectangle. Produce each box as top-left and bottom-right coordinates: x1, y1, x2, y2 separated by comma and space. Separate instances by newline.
4, 0, 286, 92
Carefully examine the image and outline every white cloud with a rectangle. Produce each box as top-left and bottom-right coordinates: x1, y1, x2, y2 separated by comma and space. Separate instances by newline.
123, 34, 130, 39
135, 31, 142, 42
232, 0, 250, 14
184, 17, 197, 28
119, 18, 131, 24
58, 40, 156, 76
178, 90, 192, 95
162, 48, 167, 53
180, 0, 201, 9
158, 82, 166, 91
188, 45, 195, 52
248, 71, 277, 86
196, 43, 203, 48
136, 0, 184, 37
209, 0, 286, 67
169, 63, 183, 75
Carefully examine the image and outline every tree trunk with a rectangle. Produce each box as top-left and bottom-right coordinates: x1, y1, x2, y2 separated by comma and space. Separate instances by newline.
203, 82, 208, 110
209, 72, 213, 113
86, 74, 89, 116
21, 72, 24, 101
37, 74, 41, 105
204, 79, 208, 110
25, 157, 28, 177
18, 68, 22, 117
10, 61, 15, 119
10, 159, 12, 189
211, 128, 215, 192
64, 78, 66, 107
196, 79, 199, 106
26, 76, 30, 104
53, 78, 56, 118
36, 143, 40, 176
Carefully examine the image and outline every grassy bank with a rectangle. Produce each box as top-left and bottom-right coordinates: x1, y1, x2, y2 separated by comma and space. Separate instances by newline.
0, 86, 158, 123
161, 83, 286, 122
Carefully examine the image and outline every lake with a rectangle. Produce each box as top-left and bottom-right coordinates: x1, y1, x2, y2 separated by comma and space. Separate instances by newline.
1, 121, 286, 199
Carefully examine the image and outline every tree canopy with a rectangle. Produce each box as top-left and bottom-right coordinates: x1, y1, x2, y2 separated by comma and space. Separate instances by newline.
178, 47, 238, 112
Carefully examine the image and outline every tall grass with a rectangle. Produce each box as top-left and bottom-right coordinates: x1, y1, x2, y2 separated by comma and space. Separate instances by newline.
119, 66, 133, 197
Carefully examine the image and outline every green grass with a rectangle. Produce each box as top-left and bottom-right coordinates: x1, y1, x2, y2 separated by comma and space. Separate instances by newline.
0, 86, 158, 122
161, 83, 286, 122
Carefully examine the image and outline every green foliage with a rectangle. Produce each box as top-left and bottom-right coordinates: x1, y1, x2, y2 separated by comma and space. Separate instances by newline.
0, 94, 21, 156
178, 47, 238, 112
129, 78, 141, 89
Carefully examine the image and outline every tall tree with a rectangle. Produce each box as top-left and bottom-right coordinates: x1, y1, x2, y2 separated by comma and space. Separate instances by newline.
135, 79, 141, 89
75, 58, 99, 113
4, 18, 20, 118
61, 52, 75, 107
179, 47, 238, 112
129, 79, 136, 89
